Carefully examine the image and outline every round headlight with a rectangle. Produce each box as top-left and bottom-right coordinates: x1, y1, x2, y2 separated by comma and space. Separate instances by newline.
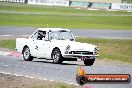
94, 47, 99, 55
95, 47, 99, 51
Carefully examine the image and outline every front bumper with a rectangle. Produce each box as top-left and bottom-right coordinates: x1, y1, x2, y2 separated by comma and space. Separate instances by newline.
63, 54, 99, 59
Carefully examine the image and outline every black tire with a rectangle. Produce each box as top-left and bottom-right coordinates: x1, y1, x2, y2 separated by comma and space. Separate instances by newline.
84, 59, 95, 66
22, 46, 33, 61
51, 48, 63, 64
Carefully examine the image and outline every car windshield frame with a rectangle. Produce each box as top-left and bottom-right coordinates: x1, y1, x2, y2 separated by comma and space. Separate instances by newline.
48, 30, 74, 41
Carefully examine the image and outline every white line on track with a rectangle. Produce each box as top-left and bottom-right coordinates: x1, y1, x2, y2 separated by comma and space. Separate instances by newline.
0, 35, 11, 36
0, 63, 4, 65
38, 68, 43, 70
0, 63, 10, 67
1, 65, 9, 67
23, 66, 27, 68
16, 65, 20, 67
0, 52, 80, 85
50, 80, 54, 82
13, 74, 23, 77
0, 35, 29, 37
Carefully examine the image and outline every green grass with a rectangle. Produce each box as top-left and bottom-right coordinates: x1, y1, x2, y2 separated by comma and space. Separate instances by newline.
32, 81, 79, 88
0, 38, 132, 63
0, 13, 132, 29
0, 73, 80, 88
122, 0, 132, 3
0, 39, 16, 49
0, 2, 132, 30
76, 38, 132, 63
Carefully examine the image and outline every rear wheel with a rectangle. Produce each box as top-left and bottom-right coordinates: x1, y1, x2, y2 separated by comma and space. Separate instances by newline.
51, 48, 63, 64
22, 46, 33, 61
84, 58, 95, 66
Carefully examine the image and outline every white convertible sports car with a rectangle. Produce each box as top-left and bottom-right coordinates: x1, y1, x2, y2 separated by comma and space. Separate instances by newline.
16, 28, 99, 66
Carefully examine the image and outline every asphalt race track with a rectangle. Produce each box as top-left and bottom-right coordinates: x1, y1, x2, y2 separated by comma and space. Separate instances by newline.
0, 55, 132, 88
0, 26, 132, 39
0, 26, 132, 88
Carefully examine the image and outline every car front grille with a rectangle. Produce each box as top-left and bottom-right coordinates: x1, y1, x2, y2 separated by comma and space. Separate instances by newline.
69, 51, 93, 55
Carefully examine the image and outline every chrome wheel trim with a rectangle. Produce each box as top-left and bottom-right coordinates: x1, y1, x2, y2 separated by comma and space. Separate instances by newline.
53, 50, 60, 62
23, 48, 30, 60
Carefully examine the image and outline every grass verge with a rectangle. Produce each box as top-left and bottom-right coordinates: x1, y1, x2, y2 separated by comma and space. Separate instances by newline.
0, 73, 80, 88
122, 0, 132, 3
0, 38, 132, 64
0, 39, 15, 49
0, 13, 132, 30
0, 2, 132, 30
76, 37, 132, 63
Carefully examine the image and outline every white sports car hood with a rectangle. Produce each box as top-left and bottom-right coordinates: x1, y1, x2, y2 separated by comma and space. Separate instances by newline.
51, 40, 96, 52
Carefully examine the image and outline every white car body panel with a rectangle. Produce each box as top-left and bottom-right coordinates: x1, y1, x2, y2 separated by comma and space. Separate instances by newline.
16, 28, 98, 60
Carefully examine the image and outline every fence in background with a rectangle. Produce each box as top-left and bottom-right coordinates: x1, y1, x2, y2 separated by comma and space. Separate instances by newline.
27, 0, 69, 6
70, 1, 132, 10
70, 0, 121, 3
0, 0, 132, 10
0, 0, 26, 3
0, 0, 69, 6
111, 3, 132, 10
70, 2, 111, 9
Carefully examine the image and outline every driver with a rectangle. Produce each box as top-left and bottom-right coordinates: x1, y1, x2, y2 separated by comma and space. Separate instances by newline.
38, 31, 46, 40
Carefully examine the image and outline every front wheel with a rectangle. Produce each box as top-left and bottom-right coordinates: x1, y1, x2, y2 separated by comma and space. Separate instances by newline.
84, 59, 95, 66
22, 46, 33, 61
51, 48, 63, 64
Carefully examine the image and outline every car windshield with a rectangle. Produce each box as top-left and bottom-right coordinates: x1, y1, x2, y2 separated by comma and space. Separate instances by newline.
49, 31, 74, 41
